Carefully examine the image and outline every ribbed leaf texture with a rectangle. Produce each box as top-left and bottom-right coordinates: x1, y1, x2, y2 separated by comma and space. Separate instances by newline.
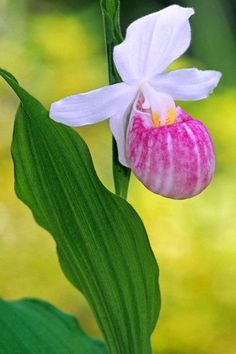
0, 298, 107, 354
0, 69, 160, 354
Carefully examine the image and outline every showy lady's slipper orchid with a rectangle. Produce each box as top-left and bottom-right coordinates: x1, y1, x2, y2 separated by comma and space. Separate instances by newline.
50, 5, 221, 199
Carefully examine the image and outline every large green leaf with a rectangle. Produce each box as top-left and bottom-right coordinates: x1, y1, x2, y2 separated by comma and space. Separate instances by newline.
0, 298, 107, 354
0, 69, 160, 354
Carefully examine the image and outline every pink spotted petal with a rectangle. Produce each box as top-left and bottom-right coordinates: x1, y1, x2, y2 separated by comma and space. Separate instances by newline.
126, 107, 215, 199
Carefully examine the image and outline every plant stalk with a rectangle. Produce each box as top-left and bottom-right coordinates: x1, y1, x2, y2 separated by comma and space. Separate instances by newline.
100, 0, 131, 199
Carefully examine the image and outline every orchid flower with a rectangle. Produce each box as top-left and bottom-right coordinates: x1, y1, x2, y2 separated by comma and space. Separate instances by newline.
50, 5, 221, 199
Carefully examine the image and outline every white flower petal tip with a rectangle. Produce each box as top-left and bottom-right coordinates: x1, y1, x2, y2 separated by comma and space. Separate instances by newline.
113, 5, 195, 83
49, 83, 136, 127
126, 107, 215, 199
205, 70, 222, 94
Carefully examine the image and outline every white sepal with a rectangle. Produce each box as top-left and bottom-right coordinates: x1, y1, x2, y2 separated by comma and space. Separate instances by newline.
113, 5, 194, 84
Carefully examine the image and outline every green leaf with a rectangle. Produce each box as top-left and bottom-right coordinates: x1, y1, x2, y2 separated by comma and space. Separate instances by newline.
0, 69, 160, 354
0, 298, 107, 354
100, 0, 131, 199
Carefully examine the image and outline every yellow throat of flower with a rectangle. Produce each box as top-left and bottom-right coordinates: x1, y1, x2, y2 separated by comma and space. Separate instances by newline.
152, 107, 176, 127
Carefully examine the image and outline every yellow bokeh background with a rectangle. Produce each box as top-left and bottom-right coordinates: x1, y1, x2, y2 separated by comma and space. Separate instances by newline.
0, 2, 235, 353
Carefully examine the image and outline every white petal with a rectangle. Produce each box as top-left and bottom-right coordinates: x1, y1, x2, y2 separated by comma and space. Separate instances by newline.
113, 5, 194, 83
152, 68, 222, 101
109, 103, 134, 167
50, 83, 136, 126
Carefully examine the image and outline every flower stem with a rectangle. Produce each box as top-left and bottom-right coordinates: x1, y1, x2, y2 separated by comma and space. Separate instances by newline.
100, 0, 131, 199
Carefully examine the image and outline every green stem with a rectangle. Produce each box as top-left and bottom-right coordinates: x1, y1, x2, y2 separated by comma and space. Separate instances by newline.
100, 0, 131, 199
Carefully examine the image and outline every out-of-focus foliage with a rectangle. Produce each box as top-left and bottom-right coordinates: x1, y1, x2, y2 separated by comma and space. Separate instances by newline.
0, 1, 235, 354
0, 298, 107, 354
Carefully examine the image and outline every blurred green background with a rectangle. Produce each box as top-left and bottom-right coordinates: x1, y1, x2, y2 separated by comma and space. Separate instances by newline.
0, 0, 235, 353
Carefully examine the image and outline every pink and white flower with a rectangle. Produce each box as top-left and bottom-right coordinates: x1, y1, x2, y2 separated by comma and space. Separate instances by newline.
50, 5, 221, 199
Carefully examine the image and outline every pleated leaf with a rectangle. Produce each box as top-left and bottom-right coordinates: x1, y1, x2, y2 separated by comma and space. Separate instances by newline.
0, 69, 160, 354
0, 298, 107, 354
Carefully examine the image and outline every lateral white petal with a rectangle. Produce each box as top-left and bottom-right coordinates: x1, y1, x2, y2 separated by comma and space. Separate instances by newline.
153, 68, 222, 101
110, 103, 134, 167
113, 5, 194, 83
50, 83, 136, 126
